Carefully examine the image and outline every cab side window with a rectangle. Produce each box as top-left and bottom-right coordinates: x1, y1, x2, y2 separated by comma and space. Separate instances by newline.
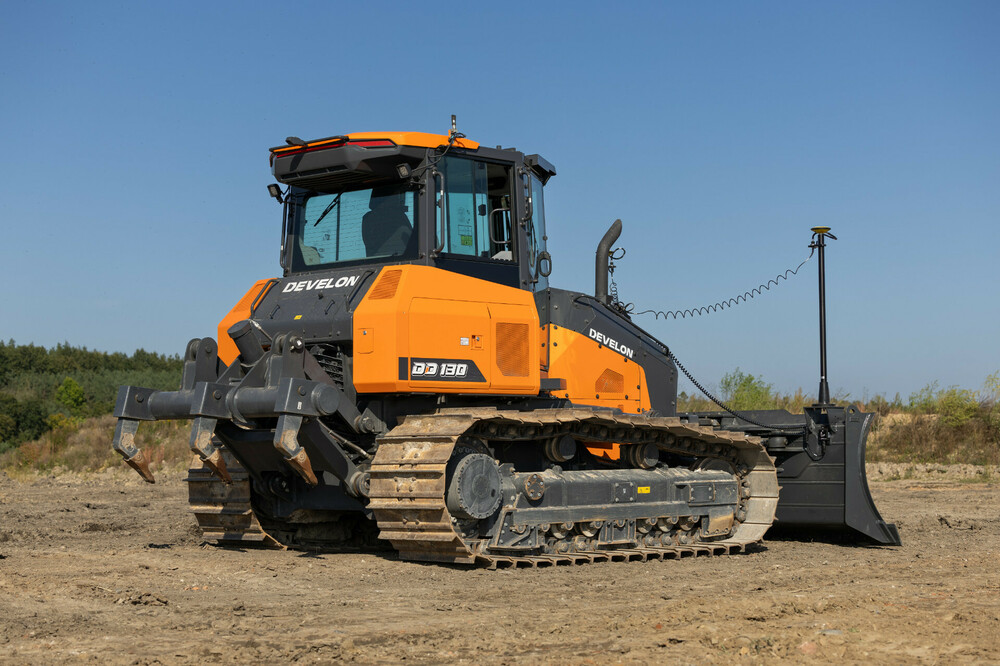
439, 157, 515, 261
526, 174, 549, 291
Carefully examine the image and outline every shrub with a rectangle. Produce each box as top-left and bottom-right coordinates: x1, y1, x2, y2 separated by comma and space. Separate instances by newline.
55, 377, 87, 415
906, 381, 982, 426
937, 387, 978, 427
908, 382, 940, 414
719, 368, 775, 411
11, 398, 49, 443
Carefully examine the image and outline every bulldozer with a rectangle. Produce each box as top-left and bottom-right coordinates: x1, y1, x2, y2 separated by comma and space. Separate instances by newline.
112, 123, 899, 567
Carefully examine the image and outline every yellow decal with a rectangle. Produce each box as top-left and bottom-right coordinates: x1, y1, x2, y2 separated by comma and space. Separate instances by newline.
294, 315, 302, 320
637, 486, 650, 494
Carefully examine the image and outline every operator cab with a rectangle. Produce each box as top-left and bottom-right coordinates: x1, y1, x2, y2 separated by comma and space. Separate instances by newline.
270, 132, 555, 291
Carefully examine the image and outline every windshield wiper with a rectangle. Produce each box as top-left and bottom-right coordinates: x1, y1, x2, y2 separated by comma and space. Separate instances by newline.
312, 193, 343, 227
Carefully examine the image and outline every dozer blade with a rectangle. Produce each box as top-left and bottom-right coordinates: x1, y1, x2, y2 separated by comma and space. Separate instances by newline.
772, 405, 900, 545
699, 404, 900, 545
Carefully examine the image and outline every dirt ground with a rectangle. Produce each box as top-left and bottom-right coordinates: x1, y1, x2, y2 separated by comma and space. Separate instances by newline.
0, 465, 997, 664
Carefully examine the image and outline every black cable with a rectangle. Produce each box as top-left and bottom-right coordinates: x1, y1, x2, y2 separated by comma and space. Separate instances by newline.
668, 348, 801, 434
608, 247, 626, 310
603, 237, 810, 436
632, 251, 813, 320
409, 130, 467, 183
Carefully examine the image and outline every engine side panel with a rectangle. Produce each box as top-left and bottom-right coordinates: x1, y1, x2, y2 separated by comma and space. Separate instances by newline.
545, 324, 650, 415
353, 265, 540, 395
536, 288, 679, 416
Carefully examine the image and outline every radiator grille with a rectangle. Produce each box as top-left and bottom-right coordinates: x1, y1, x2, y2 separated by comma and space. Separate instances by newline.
595, 368, 624, 394
496, 323, 529, 377
310, 344, 346, 391
370, 269, 402, 300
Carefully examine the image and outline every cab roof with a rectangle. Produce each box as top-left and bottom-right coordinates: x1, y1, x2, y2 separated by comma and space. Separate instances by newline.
269, 132, 480, 160
269, 131, 555, 188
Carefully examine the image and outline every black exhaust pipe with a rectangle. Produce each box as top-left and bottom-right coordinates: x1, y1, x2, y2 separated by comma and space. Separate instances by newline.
595, 219, 622, 305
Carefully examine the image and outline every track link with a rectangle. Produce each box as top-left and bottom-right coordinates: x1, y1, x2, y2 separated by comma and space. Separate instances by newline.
368, 407, 778, 568
186, 451, 281, 548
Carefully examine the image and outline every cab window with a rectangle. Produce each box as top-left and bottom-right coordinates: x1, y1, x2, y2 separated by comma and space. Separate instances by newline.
292, 184, 417, 271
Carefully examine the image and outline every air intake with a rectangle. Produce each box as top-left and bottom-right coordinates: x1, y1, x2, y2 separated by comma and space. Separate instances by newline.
370, 269, 402, 300
595, 369, 624, 394
496, 323, 529, 377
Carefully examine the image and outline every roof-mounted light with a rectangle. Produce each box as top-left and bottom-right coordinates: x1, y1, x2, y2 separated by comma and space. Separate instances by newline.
266, 183, 284, 204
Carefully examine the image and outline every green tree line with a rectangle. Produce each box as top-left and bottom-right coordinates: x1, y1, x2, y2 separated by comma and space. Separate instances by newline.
2, 341, 997, 467
0, 341, 182, 452
678, 367, 999, 422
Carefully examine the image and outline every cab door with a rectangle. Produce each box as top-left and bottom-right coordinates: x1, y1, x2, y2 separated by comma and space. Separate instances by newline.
432, 156, 520, 288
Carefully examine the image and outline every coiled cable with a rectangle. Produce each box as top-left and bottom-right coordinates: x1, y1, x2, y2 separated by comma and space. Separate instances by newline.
632, 251, 813, 320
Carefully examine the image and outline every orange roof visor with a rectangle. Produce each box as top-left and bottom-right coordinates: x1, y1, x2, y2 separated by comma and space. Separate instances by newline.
347, 132, 479, 150
269, 131, 479, 160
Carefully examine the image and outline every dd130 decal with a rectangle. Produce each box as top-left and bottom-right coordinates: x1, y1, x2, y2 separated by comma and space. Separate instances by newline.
399, 357, 486, 382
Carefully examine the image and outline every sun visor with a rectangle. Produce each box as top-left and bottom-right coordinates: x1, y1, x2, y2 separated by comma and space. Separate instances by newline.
271, 143, 425, 192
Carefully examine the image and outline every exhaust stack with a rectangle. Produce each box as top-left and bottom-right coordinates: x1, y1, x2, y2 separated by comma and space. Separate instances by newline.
595, 219, 622, 305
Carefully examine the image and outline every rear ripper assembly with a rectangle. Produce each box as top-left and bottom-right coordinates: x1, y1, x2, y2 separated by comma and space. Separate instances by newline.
113, 122, 898, 566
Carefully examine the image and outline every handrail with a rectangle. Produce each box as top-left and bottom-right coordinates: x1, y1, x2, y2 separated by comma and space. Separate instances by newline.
521, 169, 533, 223
250, 278, 280, 315
431, 169, 447, 255
488, 207, 512, 246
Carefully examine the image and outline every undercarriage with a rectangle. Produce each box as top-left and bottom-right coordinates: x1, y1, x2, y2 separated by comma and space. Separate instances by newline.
186, 407, 778, 567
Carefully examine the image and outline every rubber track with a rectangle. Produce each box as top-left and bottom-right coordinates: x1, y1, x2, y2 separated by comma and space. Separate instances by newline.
368, 407, 778, 568
186, 451, 281, 548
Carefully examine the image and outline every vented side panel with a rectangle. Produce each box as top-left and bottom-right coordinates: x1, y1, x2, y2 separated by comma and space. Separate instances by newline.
496, 323, 529, 377
370, 269, 402, 300
596, 368, 624, 394
310, 344, 347, 390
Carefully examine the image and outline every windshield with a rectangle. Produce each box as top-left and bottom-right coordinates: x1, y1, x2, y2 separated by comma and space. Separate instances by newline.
291, 183, 417, 271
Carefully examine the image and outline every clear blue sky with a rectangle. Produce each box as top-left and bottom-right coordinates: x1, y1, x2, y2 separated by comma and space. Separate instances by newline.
1, 1, 997, 400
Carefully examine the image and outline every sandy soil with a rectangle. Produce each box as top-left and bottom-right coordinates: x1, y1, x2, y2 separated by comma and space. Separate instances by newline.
0, 465, 997, 664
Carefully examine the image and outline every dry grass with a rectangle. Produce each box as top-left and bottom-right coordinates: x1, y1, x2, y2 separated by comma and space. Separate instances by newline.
866, 461, 996, 483
867, 411, 999, 466
0, 415, 191, 474
3, 401, 997, 475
